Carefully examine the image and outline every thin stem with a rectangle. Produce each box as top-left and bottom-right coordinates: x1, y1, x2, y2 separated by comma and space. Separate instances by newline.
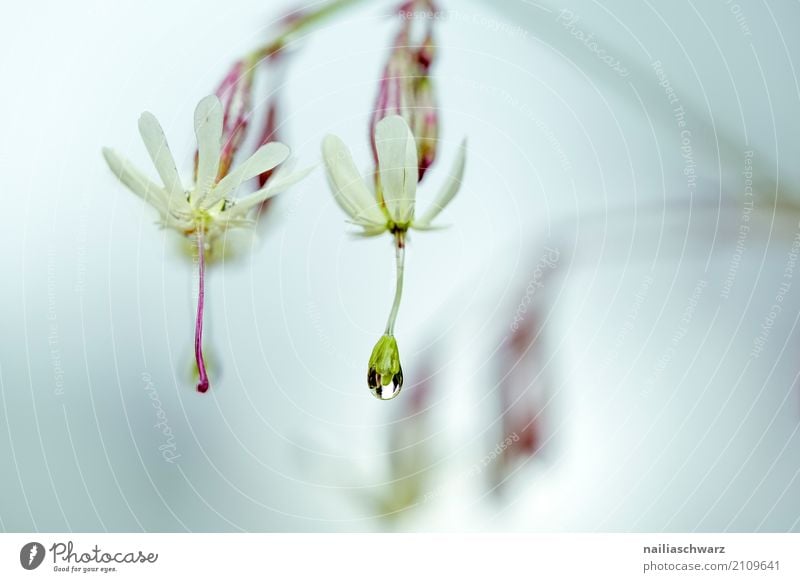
195, 229, 210, 393
250, 0, 365, 61
385, 231, 406, 335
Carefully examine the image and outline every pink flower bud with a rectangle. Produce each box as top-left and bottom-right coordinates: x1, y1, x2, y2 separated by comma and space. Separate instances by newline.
204, 48, 288, 212
216, 59, 254, 180
370, 0, 439, 182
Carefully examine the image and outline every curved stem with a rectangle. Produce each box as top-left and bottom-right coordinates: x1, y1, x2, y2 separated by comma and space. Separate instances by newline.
385, 231, 406, 335
251, 0, 365, 61
195, 229, 210, 393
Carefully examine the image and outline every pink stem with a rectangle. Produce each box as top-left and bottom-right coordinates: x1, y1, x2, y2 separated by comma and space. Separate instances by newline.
195, 229, 210, 393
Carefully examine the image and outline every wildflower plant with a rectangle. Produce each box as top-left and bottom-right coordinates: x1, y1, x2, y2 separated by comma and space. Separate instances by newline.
101, 0, 464, 399
103, 96, 310, 392
323, 0, 466, 400
102, 0, 360, 394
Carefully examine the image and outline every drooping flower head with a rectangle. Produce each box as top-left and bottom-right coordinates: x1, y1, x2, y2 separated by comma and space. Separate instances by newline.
323, 114, 465, 237
103, 95, 310, 254
322, 114, 466, 400
103, 95, 311, 392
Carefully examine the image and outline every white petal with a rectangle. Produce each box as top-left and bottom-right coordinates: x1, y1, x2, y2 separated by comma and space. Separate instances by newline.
322, 134, 385, 226
414, 139, 466, 228
102, 147, 168, 214
208, 142, 290, 207
194, 95, 223, 197
227, 159, 315, 216
267, 158, 312, 192
258, 158, 315, 197
375, 115, 417, 224
137, 112, 184, 199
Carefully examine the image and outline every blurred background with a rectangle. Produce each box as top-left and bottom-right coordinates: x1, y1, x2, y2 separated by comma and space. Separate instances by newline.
1, 0, 799, 531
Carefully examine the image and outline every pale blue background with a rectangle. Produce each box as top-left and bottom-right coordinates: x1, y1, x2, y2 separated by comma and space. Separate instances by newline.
0, 0, 799, 531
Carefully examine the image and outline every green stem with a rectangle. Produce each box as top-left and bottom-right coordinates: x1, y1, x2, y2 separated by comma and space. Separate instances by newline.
385, 231, 406, 335
249, 0, 366, 61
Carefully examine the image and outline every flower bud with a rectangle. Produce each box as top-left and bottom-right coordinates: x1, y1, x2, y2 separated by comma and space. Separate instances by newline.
203, 49, 290, 214
215, 59, 255, 180
367, 334, 404, 400
370, 0, 439, 182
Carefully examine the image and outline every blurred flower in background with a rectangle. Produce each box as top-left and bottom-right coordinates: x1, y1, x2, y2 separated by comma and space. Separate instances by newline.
491, 311, 549, 496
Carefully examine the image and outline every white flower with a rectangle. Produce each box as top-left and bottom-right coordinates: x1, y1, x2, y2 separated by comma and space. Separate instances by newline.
322, 114, 467, 401
103, 95, 313, 393
103, 95, 312, 247
322, 115, 466, 236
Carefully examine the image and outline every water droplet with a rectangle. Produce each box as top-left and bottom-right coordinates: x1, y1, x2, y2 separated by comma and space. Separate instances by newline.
368, 365, 403, 400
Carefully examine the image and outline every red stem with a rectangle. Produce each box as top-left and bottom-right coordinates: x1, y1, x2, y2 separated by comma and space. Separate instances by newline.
195, 229, 210, 393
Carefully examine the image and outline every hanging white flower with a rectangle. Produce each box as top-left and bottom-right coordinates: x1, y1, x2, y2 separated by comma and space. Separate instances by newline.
102, 95, 312, 393
322, 114, 467, 400
103, 95, 312, 249
322, 115, 466, 237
